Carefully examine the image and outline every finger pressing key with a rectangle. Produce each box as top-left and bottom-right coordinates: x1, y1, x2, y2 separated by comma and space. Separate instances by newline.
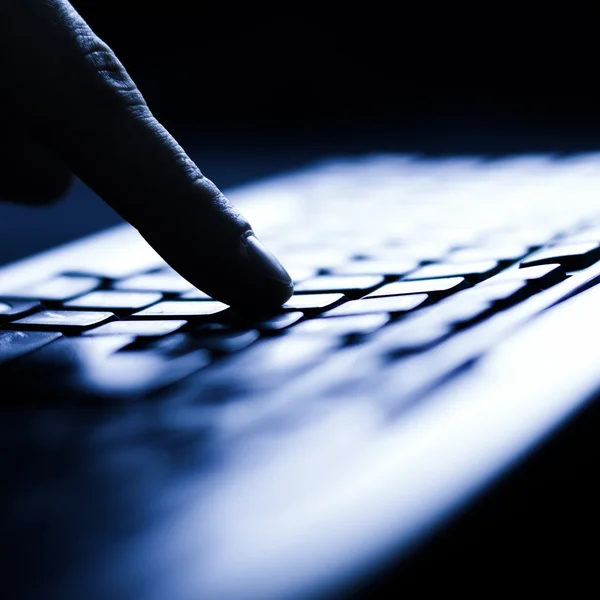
0, 0, 293, 311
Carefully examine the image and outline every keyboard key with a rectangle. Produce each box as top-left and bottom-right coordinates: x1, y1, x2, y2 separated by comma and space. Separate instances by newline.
83, 319, 187, 337
85, 346, 211, 401
482, 263, 566, 288
478, 241, 532, 256
8, 310, 115, 331
5, 335, 210, 400
140, 331, 196, 356
153, 328, 260, 355
403, 260, 499, 281
368, 241, 451, 263
114, 272, 195, 293
324, 294, 427, 317
288, 267, 318, 283
453, 280, 529, 305
182, 334, 339, 401
191, 330, 260, 354
283, 293, 345, 311
276, 248, 347, 270
64, 290, 163, 310
3, 275, 100, 301
334, 258, 418, 276
179, 288, 214, 300
425, 296, 492, 325
254, 311, 305, 332
520, 242, 600, 270
294, 275, 385, 294
131, 300, 228, 319
292, 313, 390, 336
0, 330, 62, 363
365, 277, 466, 297
375, 320, 451, 355
446, 246, 528, 263
0, 300, 42, 323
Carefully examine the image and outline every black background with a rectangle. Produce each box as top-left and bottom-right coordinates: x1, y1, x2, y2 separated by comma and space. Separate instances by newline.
73, 2, 600, 137
2, 2, 600, 264
73, 3, 600, 136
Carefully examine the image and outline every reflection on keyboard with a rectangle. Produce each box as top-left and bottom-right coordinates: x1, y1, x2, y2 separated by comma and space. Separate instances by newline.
2, 152, 600, 415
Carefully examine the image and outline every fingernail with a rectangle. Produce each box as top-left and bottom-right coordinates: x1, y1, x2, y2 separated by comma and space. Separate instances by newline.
241, 234, 293, 287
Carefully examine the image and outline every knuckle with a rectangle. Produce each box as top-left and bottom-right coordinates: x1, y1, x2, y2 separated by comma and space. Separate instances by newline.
171, 148, 205, 182
70, 29, 147, 111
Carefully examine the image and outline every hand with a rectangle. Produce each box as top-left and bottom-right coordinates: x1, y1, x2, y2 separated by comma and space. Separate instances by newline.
0, 0, 293, 311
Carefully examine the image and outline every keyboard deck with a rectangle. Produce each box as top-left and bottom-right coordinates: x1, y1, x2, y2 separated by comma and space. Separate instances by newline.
4, 152, 600, 600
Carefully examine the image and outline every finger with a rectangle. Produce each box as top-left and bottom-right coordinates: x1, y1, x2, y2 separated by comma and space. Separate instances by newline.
0, 0, 292, 310
0, 111, 73, 204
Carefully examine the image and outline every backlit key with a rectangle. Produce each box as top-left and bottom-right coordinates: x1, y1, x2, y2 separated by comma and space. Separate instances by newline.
115, 272, 195, 293
9, 310, 114, 332
403, 261, 499, 281
292, 313, 390, 336
65, 290, 162, 310
324, 294, 427, 317
283, 293, 345, 311
3, 275, 99, 301
0, 330, 62, 363
83, 319, 187, 337
294, 275, 385, 294
131, 301, 228, 319
365, 277, 466, 297
520, 242, 600, 270
0, 300, 42, 323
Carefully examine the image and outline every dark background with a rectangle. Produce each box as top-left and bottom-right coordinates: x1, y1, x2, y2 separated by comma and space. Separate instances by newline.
2, 2, 600, 266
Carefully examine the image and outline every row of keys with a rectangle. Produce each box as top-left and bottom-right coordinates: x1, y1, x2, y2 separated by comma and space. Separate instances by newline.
0, 281, 567, 406
0, 261, 588, 406
0, 259, 507, 318
0, 261, 569, 335
0, 227, 588, 397
0, 268, 568, 388
1, 230, 596, 312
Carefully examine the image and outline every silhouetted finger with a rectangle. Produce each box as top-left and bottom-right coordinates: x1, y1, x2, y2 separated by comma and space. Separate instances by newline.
0, 0, 292, 310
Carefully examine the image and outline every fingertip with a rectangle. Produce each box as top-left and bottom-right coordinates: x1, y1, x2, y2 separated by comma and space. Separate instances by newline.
140, 221, 293, 313
241, 234, 293, 288
206, 232, 294, 311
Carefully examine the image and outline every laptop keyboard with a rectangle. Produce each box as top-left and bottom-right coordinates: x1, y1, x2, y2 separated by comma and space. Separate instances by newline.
7, 152, 600, 600
2, 153, 600, 419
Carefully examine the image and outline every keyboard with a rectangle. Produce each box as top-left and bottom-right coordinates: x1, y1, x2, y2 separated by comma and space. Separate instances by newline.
2, 152, 600, 405
4, 152, 600, 600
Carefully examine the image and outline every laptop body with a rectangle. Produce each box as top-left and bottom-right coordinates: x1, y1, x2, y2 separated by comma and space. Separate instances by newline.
2, 151, 600, 599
